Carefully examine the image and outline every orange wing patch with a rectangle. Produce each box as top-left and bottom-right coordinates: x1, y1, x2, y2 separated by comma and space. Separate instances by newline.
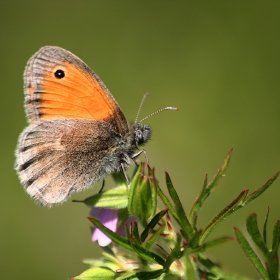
39, 62, 117, 121
24, 46, 129, 134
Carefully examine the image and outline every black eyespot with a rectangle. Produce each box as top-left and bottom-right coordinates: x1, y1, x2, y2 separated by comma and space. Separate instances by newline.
54, 69, 65, 79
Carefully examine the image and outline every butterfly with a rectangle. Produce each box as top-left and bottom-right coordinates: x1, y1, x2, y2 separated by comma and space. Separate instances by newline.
15, 46, 176, 206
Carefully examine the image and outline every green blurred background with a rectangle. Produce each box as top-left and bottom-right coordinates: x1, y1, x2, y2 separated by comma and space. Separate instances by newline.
1, 1, 280, 279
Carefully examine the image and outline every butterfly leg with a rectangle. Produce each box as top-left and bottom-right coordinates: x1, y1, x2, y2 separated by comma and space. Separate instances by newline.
132, 149, 149, 164
121, 163, 130, 186
98, 179, 105, 193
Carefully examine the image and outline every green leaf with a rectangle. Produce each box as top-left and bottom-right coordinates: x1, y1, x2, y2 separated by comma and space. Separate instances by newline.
263, 207, 270, 245
165, 172, 193, 237
157, 182, 179, 222
246, 213, 268, 256
189, 149, 233, 229
74, 186, 128, 208
271, 219, 280, 256
268, 220, 280, 278
141, 209, 168, 243
184, 253, 199, 280
72, 267, 115, 280
234, 227, 269, 280
189, 236, 233, 254
129, 237, 166, 266
205, 148, 233, 192
143, 226, 165, 250
199, 190, 248, 244
243, 170, 280, 206
188, 173, 208, 226
199, 171, 280, 244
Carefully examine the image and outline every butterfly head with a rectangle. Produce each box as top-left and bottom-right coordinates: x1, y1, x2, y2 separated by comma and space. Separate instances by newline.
133, 123, 152, 146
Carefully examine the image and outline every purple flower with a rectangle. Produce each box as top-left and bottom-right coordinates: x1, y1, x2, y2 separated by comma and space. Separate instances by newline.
90, 208, 118, 247
90, 207, 137, 247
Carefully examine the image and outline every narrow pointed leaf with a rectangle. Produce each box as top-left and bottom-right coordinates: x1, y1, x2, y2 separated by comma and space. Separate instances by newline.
244, 171, 280, 205
143, 226, 165, 249
188, 174, 208, 226
208, 148, 233, 187
129, 238, 166, 266
234, 227, 269, 280
263, 207, 270, 245
189, 236, 233, 254
192, 215, 198, 231
199, 190, 248, 244
246, 213, 268, 256
189, 149, 233, 229
141, 209, 168, 242
201, 149, 233, 202
165, 172, 193, 237
157, 182, 179, 222
271, 220, 280, 257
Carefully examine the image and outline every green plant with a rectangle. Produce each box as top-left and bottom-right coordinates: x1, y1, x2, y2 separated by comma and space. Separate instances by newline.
72, 149, 280, 280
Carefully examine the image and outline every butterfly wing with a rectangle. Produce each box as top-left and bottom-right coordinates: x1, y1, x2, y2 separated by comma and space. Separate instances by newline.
24, 46, 129, 134
16, 119, 122, 205
16, 46, 131, 205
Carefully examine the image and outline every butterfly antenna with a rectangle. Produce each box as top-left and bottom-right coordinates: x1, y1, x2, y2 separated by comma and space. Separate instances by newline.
135, 92, 150, 124
139, 106, 178, 123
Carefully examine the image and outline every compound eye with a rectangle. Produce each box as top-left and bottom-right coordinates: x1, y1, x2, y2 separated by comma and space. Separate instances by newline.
136, 129, 144, 143
136, 130, 143, 139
